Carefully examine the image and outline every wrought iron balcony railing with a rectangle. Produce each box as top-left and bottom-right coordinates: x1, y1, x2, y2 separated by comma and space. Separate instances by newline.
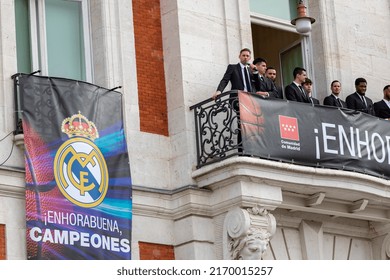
190, 90, 242, 169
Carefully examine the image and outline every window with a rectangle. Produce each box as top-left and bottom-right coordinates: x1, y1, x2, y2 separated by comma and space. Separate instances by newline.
249, 0, 298, 21
280, 42, 304, 88
15, 0, 92, 82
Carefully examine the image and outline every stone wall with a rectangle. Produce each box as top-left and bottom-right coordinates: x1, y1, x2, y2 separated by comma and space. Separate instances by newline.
309, 0, 390, 103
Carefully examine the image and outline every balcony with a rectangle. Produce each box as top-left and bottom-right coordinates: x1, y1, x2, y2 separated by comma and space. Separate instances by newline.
191, 90, 390, 178
190, 90, 390, 222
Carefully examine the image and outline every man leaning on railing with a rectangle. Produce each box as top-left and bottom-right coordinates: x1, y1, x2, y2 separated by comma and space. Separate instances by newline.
212, 48, 257, 100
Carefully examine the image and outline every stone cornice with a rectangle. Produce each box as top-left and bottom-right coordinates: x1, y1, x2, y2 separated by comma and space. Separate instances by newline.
0, 167, 25, 199
192, 156, 390, 223
192, 156, 390, 201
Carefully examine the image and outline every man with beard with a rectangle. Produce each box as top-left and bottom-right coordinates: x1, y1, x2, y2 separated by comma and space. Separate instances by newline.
346, 77, 375, 116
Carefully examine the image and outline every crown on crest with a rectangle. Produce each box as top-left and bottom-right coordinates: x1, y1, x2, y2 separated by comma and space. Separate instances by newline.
61, 111, 99, 141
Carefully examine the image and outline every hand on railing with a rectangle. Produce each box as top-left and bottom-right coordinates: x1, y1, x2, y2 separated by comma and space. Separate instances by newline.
255, 91, 270, 98
212, 90, 222, 100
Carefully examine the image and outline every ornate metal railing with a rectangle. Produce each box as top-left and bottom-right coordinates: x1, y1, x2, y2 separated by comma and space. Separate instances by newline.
190, 90, 242, 168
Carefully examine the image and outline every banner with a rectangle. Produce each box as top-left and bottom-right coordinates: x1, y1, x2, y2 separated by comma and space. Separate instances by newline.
19, 74, 132, 259
239, 91, 390, 179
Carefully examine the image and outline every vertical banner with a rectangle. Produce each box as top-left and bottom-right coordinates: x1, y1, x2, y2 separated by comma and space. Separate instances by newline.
19, 74, 132, 259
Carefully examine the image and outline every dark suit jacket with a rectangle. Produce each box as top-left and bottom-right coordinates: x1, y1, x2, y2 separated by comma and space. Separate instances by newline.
216, 63, 255, 93
323, 94, 346, 108
373, 100, 390, 119
285, 82, 310, 103
345, 92, 375, 115
275, 84, 284, 99
253, 75, 279, 98
309, 97, 320, 105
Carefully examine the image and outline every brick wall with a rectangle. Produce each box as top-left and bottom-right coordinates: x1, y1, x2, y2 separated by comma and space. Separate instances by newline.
0, 224, 5, 260
138, 241, 175, 260
132, 0, 169, 136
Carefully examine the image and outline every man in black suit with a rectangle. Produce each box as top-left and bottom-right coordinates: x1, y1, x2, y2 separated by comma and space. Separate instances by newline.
373, 85, 390, 119
302, 78, 320, 105
212, 48, 256, 154
323, 80, 346, 108
213, 48, 256, 99
285, 67, 310, 103
252, 57, 279, 99
266, 66, 283, 99
346, 77, 375, 116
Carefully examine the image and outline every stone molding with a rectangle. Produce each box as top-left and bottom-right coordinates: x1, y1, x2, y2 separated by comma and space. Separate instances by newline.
381, 233, 390, 260
192, 157, 390, 223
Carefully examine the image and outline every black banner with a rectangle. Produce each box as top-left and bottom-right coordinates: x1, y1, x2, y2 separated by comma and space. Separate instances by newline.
239, 91, 390, 179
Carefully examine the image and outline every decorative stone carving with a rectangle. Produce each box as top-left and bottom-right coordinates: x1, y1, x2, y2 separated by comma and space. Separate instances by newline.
381, 233, 390, 260
223, 206, 276, 260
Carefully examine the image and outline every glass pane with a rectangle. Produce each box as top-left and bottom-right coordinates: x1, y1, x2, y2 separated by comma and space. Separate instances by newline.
249, 0, 298, 21
15, 0, 32, 73
45, 0, 85, 80
281, 43, 303, 88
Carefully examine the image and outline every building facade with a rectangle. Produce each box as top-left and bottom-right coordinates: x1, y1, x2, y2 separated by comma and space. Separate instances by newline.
1, 0, 390, 259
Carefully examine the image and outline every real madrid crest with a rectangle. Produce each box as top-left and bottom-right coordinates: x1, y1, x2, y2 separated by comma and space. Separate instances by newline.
54, 112, 109, 208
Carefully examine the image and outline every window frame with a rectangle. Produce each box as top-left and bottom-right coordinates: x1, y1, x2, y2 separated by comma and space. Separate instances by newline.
28, 0, 93, 82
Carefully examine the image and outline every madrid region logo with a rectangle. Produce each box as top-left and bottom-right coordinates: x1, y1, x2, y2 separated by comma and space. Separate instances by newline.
279, 115, 300, 141
54, 112, 109, 208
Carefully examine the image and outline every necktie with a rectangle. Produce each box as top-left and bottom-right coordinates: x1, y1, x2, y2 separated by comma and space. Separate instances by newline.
337, 98, 343, 108
299, 86, 307, 100
244, 67, 251, 92
360, 95, 367, 108
309, 97, 314, 105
